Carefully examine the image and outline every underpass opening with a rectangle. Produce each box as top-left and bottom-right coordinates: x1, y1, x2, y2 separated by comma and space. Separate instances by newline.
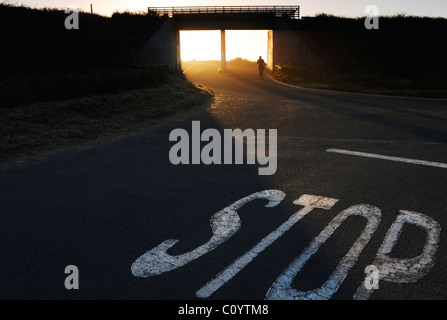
180, 29, 269, 73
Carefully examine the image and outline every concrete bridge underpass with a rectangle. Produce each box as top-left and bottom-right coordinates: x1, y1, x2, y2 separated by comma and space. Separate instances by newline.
132, 6, 324, 71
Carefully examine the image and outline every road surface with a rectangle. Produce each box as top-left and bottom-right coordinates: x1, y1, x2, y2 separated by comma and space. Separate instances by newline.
1, 61, 447, 300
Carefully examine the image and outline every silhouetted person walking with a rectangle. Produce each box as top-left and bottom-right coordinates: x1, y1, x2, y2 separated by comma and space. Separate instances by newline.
257, 56, 266, 79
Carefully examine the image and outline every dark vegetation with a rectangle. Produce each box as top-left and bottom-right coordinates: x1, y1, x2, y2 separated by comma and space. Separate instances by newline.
0, 4, 158, 72
0, 3, 212, 159
0, 3, 192, 108
274, 14, 447, 97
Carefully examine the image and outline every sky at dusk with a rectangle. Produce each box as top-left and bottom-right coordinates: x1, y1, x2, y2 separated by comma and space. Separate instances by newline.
14, 0, 447, 18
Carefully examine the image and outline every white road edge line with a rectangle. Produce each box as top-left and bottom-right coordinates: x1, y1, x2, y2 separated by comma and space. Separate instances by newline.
326, 148, 447, 169
269, 75, 447, 102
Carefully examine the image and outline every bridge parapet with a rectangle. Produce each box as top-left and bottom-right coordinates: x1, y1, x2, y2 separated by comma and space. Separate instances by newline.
148, 6, 300, 19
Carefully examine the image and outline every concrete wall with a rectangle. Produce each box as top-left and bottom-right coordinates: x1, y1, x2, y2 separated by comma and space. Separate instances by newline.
268, 27, 322, 70
133, 18, 180, 68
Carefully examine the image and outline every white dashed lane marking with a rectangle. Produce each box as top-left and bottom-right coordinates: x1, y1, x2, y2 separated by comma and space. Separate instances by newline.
326, 148, 447, 169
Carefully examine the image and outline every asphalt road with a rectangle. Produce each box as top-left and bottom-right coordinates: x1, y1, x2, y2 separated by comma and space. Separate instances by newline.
1, 61, 447, 300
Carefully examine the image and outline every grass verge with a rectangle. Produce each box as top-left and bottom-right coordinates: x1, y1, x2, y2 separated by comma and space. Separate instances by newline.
272, 62, 447, 98
0, 74, 213, 160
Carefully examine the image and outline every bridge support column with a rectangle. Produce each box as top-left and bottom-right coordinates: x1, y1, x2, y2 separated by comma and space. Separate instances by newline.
221, 29, 226, 72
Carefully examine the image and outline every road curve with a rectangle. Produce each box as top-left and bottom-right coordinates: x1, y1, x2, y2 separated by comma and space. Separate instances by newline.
0, 61, 446, 300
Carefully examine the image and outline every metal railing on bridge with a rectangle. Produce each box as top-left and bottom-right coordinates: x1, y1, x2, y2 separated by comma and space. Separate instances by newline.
148, 6, 300, 19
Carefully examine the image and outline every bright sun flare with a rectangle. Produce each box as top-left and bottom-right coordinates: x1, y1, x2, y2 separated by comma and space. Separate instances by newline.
180, 30, 268, 62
